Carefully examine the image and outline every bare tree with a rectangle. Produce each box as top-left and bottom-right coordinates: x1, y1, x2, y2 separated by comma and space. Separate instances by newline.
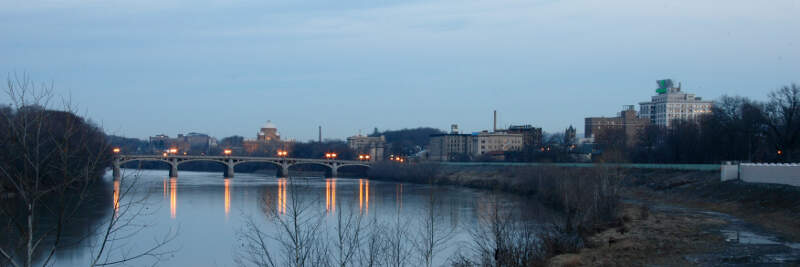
329, 204, 366, 267
413, 189, 456, 267
765, 84, 800, 161
0, 74, 174, 267
88, 169, 177, 266
237, 178, 326, 267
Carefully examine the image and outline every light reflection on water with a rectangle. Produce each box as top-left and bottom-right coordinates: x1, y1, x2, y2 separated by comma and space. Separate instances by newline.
224, 178, 231, 216
169, 177, 177, 219
112, 180, 120, 213
63, 169, 533, 267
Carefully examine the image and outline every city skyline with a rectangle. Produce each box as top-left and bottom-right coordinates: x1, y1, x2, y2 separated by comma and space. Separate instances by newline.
2, 0, 798, 140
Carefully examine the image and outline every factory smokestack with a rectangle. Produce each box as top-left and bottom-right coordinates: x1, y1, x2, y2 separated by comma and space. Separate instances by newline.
318, 126, 322, 143
493, 110, 497, 132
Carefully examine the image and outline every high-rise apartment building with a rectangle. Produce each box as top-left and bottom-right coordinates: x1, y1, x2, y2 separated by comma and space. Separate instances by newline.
638, 79, 713, 127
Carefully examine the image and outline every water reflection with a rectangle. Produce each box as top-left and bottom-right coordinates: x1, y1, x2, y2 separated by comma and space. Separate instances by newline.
113, 180, 120, 213
396, 184, 404, 212
224, 178, 231, 216
325, 179, 336, 214
170, 177, 177, 219
277, 178, 286, 214
359, 179, 370, 214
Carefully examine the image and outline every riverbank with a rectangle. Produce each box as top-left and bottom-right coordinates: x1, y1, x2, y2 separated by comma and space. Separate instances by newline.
368, 163, 800, 266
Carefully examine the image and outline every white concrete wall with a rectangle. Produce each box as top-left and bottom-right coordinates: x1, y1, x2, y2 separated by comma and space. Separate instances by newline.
738, 163, 800, 187
720, 163, 738, 181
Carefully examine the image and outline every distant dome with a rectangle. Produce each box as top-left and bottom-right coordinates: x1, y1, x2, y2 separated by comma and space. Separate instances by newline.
263, 120, 276, 129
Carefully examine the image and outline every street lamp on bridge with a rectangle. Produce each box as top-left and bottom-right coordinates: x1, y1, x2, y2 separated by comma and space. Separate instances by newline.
277, 150, 288, 157
223, 149, 233, 156
325, 153, 337, 160
113, 147, 121, 154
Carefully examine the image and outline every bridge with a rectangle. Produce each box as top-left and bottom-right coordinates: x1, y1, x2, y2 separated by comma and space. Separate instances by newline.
112, 155, 372, 179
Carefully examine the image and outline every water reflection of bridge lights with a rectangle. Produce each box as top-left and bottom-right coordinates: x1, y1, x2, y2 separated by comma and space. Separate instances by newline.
224, 178, 231, 217
396, 184, 403, 212
170, 178, 177, 219
359, 179, 370, 214
277, 178, 287, 214
113, 180, 120, 213
325, 179, 336, 214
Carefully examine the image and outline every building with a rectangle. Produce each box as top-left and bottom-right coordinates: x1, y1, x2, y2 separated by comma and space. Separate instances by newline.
346, 134, 386, 161
639, 79, 713, 127
585, 105, 649, 146
257, 121, 280, 142
148, 133, 217, 154
428, 125, 472, 161
469, 131, 524, 156
506, 124, 543, 151
149, 134, 170, 151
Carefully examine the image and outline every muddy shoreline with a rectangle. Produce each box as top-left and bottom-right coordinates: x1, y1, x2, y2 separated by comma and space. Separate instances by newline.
368, 163, 800, 266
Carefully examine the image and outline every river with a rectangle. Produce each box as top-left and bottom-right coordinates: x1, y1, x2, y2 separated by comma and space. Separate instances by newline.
37, 169, 536, 266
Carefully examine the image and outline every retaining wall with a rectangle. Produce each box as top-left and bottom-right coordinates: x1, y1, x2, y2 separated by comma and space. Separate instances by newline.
721, 163, 800, 186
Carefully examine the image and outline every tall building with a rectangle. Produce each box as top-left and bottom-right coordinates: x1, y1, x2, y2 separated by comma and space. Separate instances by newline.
346, 134, 386, 161
506, 124, 543, 150
585, 105, 649, 146
257, 121, 280, 142
639, 79, 713, 127
428, 125, 471, 161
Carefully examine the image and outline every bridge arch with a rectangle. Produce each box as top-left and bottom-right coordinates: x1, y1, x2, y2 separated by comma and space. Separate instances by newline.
232, 160, 285, 177
336, 164, 370, 178
287, 162, 335, 177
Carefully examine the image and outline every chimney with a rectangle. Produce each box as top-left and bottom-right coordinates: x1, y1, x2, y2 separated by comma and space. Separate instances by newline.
493, 110, 497, 132
318, 126, 322, 143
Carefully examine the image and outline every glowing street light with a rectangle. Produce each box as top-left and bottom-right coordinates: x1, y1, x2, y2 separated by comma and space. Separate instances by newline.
325, 153, 337, 159
277, 150, 288, 157
223, 149, 233, 156
162, 152, 168, 157
169, 147, 178, 154
359, 154, 371, 161
112, 147, 121, 154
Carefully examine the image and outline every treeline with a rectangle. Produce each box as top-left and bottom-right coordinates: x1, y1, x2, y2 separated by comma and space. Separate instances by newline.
593, 84, 800, 163
0, 105, 111, 192
370, 127, 444, 156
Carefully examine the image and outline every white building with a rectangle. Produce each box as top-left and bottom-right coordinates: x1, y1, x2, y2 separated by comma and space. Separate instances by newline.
469, 131, 524, 156
638, 79, 713, 127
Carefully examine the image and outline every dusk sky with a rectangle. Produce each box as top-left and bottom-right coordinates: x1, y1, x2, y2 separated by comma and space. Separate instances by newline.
1, 0, 798, 141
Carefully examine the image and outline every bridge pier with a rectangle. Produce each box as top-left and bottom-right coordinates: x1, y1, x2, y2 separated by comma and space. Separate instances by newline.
169, 160, 178, 178
330, 163, 338, 178
280, 164, 290, 178
225, 160, 235, 178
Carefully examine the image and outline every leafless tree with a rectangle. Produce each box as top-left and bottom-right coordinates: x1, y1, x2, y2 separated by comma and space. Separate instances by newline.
88, 169, 177, 266
237, 178, 326, 267
329, 204, 366, 267
413, 189, 456, 267
765, 84, 800, 161
0, 74, 175, 267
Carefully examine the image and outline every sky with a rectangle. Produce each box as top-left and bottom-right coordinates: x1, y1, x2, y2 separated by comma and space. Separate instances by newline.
1, 0, 798, 141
